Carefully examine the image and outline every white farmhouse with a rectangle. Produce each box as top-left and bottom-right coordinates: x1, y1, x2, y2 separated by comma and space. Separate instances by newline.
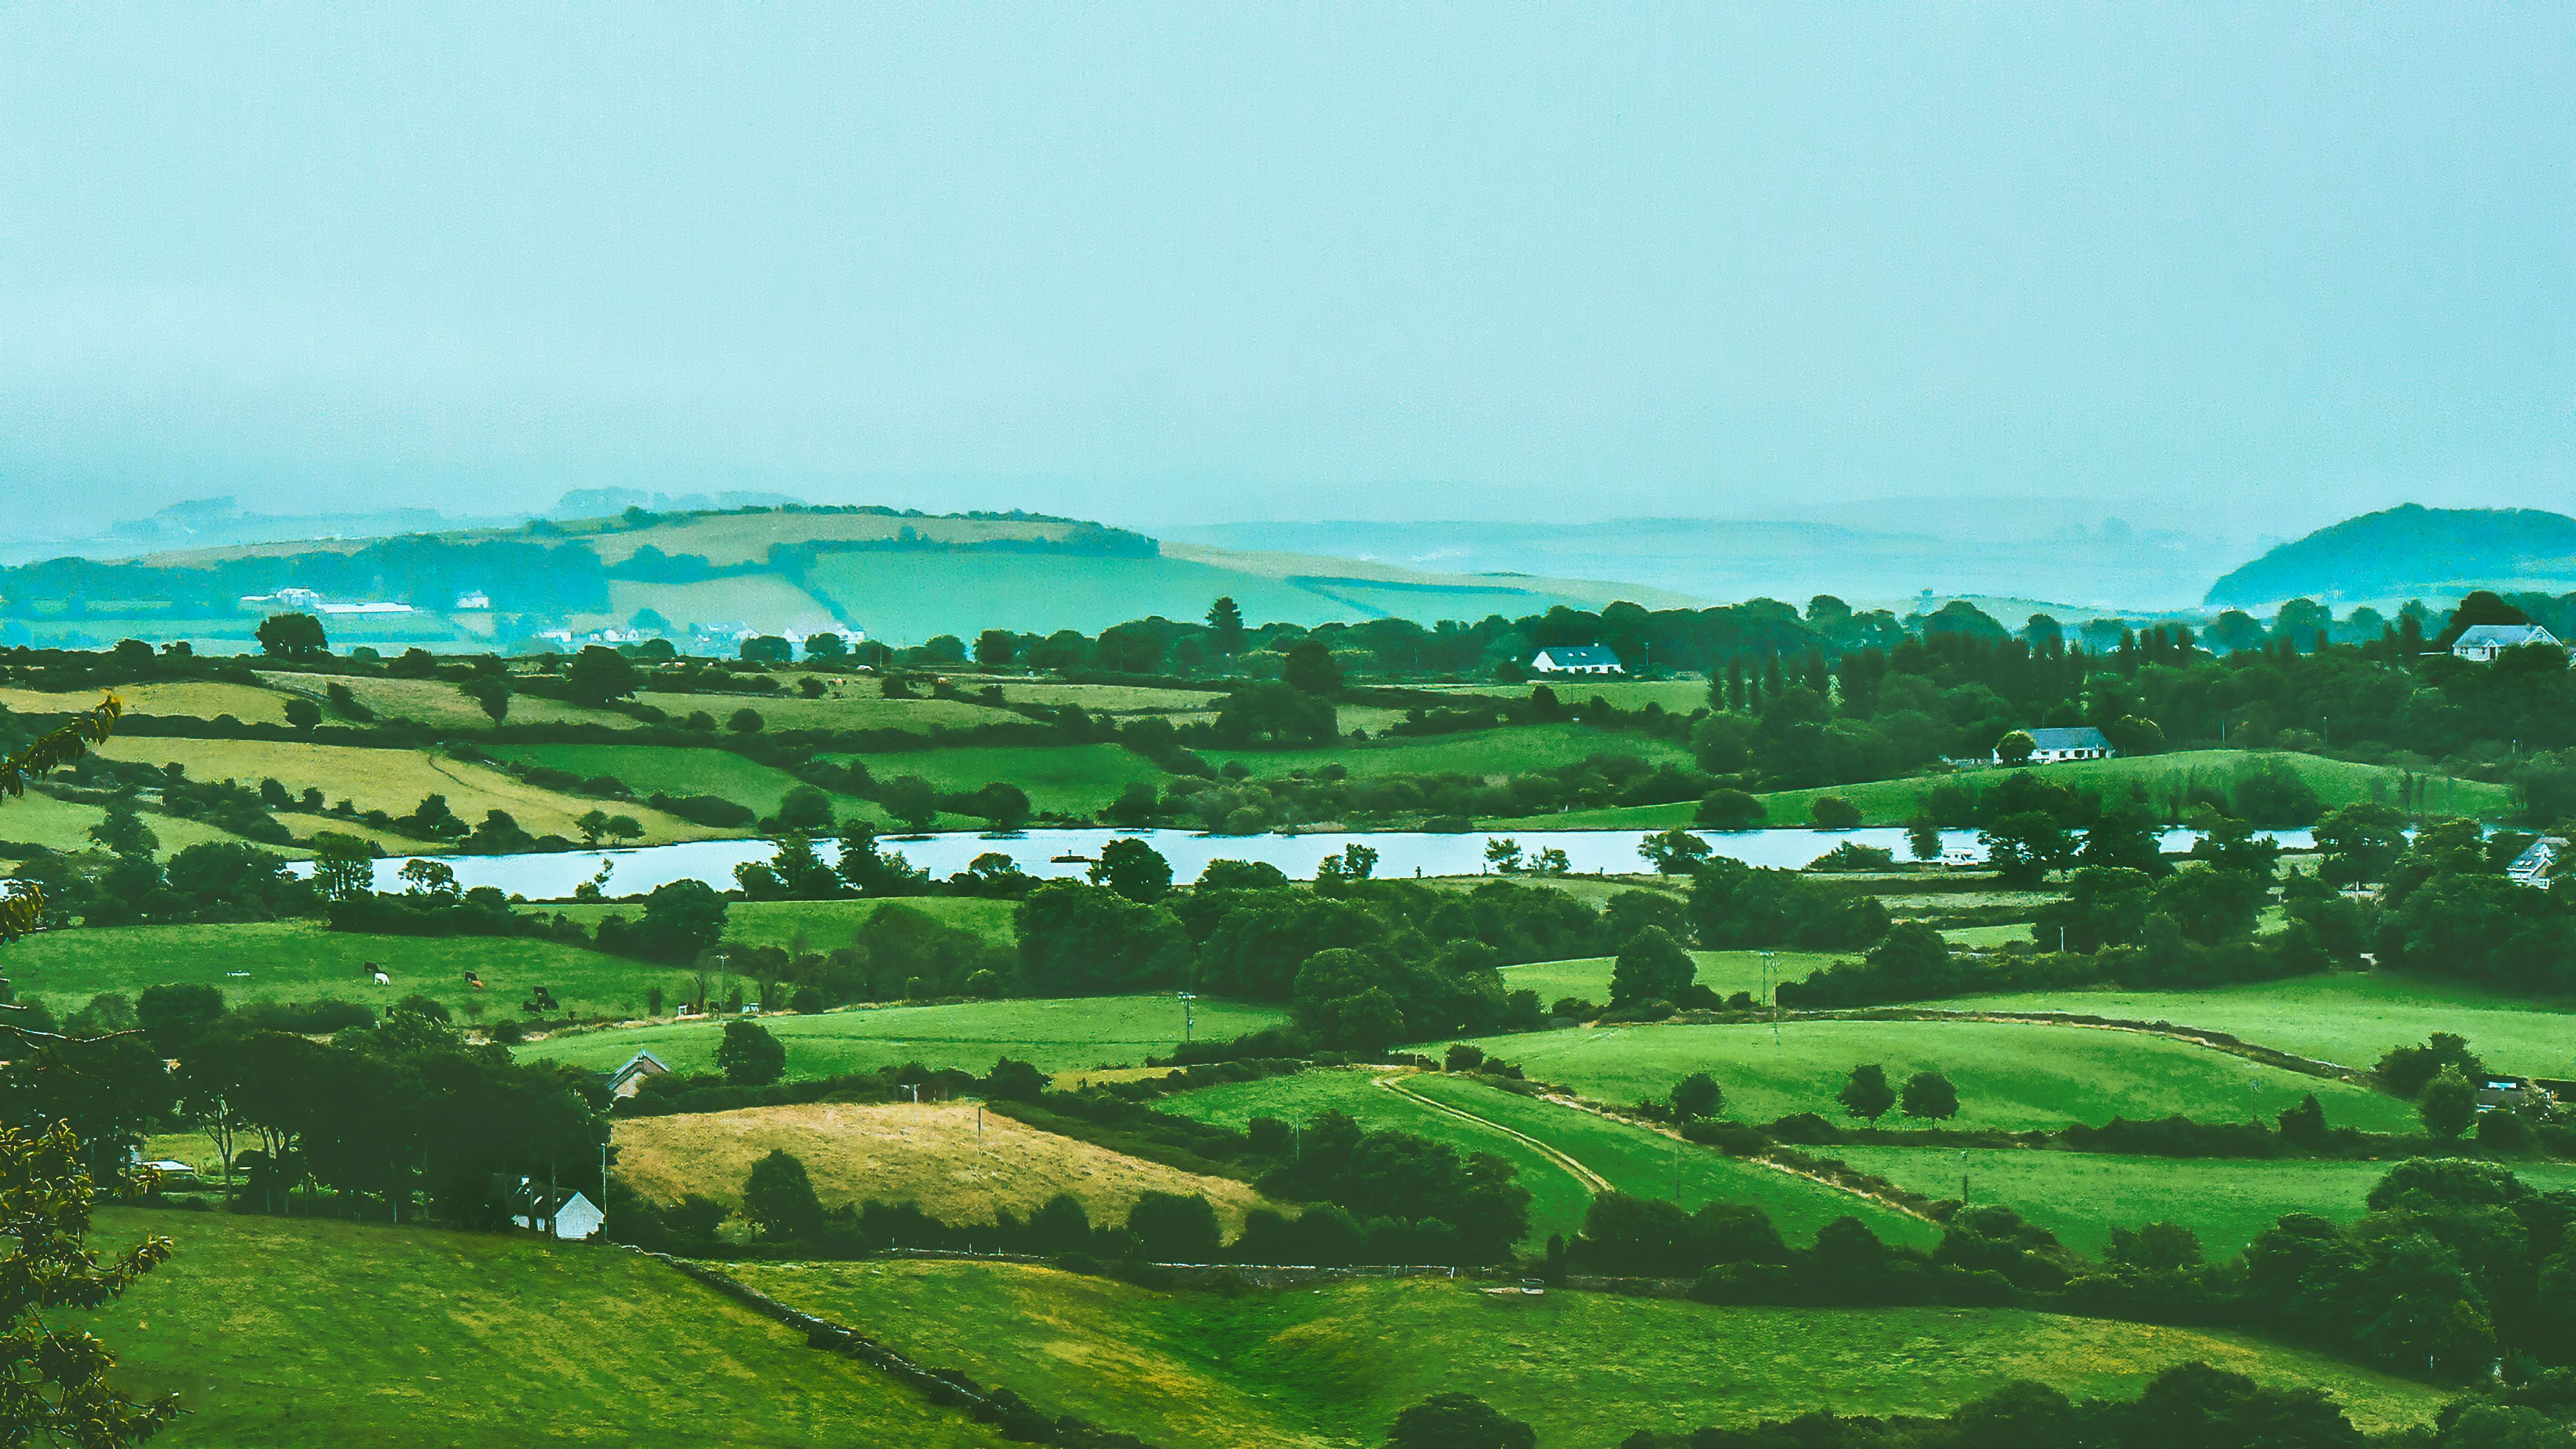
2451, 624, 2562, 662
1529, 645, 1625, 676
1999, 726, 2116, 765
508, 1180, 605, 1240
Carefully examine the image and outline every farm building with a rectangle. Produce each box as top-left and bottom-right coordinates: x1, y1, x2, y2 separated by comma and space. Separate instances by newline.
506, 1180, 605, 1240
1529, 645, 1625, 675
2509, 839, 2561, 886
605, 1050, 670, 1100
2450, 623, 2563, 662
1997, 726, 2116, 765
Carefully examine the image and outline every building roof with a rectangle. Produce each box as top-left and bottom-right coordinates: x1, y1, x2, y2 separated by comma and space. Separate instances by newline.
2024, 727, 2112, 751
1532, 645, 1623, 667
2453, 624, 2560, 650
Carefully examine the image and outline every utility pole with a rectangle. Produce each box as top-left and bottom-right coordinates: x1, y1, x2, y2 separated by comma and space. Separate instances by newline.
1177, 991, 1197, 1043
1960, 1148, 1970, 1205
1761, 951, 1779, 1047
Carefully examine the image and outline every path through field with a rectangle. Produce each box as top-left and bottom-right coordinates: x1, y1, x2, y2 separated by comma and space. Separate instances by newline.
1373, 1073, 1611, 1192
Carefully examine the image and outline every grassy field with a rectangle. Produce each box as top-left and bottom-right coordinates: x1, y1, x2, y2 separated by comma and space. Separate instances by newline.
4, 919, 695, 1021
94, 735, 712, 845
272, 671, 636, 730
496, 741, 894, 826
832, 743, 1168, 815
614, 1100, 1273, 1229
79, 1210, 1004, 1448
0, 790, 293, 857
0, 679, 296, 725
732, 1258, 2446, 1448
804, 551, 1350, 641
1455, 1019, 2422, 1134
638, 688, 1024, 733
720, 896, 1021, 951
1158, 1067, 1933, 1249
1821, 1148, 2576, 1258
1498, 950, 1841, 1006
1967, 971, 2576, 1078
522, 994, 1290, 1079
1208, 722, 1692, 782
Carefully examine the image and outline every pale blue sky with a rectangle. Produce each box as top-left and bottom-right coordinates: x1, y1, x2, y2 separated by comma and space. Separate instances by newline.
1, 4, 2566, 538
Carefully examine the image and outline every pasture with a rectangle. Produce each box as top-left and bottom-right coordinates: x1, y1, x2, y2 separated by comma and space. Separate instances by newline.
1967, 971, 2576, 1078
1761, 750, 2511, 827
79, 1210, 1005, 1448
93, 735, 711, 845
1497, 949, 1840, 1007
638, 687, 1023, 733
1820, 1148, 2576, 1259
1207, 722, 1691, 782
0, 678, 296, 726
1455, 1019, 2422, 1134
0, 790, 291, 857
2, 919, 694, 1022
520, 993, 1289, 1079
732, 1258, 2445, 1448
495, 741, 891, 826
613, 1099, 1273, 1229
834, 742, 1169, 815
801, 550, 1346, 641
272, 671, 634, 731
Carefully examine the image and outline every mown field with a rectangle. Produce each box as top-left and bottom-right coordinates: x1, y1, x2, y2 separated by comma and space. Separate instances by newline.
637, 687, 1024, 733
1208, 722, 1692, 782
0, 678, 296, 725
1497, 949, 1840, 1007
1964, 971, 2576, 1078
274, 671, 636, 730
94, 735, 713, 845
495, 741, 888, 825
1455, 1019, 2423, 1134
732, 1258, 2446, 1448
1158, 1067, 1933, 1249
804, 550, 1348, 640
522, 994, 1289, 1079
4, 919, 695, 1021
1819, 1147, 2576, 1258
79, 1210, 1006, 1448
614, 1099, 1274, 1229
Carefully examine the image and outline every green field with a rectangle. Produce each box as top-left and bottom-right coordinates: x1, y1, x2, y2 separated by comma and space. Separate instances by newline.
834, 743, 1169, 815
1497, 950, 1840, 1007
1456, 1019, 2422, 1134
639, 688, 1023, 734
1208, 722, 1692, 782
80, 1210, 1003, 1448
1158, 1067, 1932, 1249
716, 896, 1021, 951
0, 678, 296, 725
0, 790, 295, 858
520, 993, 1289, 1079
1822, 1148, 2576, 1258
1966, 971, 2576, 1079
805, 551, 1347, 641
730, 1258, 2445, 1448
498, 741, 895, 826
1428, 680, 1717, 713
4, 919, 695, 1022
275, 671, 636, 731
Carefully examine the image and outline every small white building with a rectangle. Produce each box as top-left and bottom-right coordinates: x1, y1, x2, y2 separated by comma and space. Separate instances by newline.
509, 1180, 605, 1240
2452, 624, 2562, 662
1999, 726, 2116, 765
1530, 645, 1625, 676
454, 590, 492, 610
2509, 838, 2561, 887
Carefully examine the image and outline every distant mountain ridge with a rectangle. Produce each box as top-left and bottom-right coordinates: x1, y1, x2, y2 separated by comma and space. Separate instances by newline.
2203, 505, 2576, 607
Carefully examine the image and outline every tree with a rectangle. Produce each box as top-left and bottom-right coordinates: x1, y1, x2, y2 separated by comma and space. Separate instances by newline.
1838, 1063, 1897, 1124
308, 831, 375, 901
2418, 1066, 2477, 1141
774, 785, 834, 832
1609, 926, 1694, 1006
1901, 1070, 1960, 1122
1907, 811, 1941, 863
282, 696, 322, 731
255, 611, 328, 659
0, 1123, 180, 1443
715, 1018, 787, 1087
1089, 837, 1173, 902
1670, 1071, 1723, 1121
1206, 596, 1246, 656
88, 801, 158, 858
621, 879, 728, 962
803, 632, 847, 661
973, 629, 1016, 667
565, 645, 641, 705
741, 1149, 824, 1238
1126, 1191, 1223, 1262
460, 675, 511, 724
879, 776, 938, 831
1809, 795, 1862, 829
1383, 1393, 1536, 1449
2313, 802, 2408, 890
137, 984, 225, 1055
1981, 811, 2075, 887
1483, 839, 1524, 875
1695, 789, 1764, 829
398, 858, 461, 901
603, 814, 643, 847
576, 809, 611, 847
727, 707, 763, 735
1283, 638, 1342, 695
739, 635, 793, 665
1994, 730, 2036, 765
1638, 828, 1711, 875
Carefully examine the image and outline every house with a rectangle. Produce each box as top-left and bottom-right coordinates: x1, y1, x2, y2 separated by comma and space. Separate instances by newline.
604, 1049, 670, 1100
1529, 645, 1625, 676
2451, 624, 2563, 662
237, 586, 325, 611
1999, 727, 2116, 765
506, 1180, 604, 1240
2476, 1077, 2532, 1112
454, 590, 491, 610
2509, 839, 2561, 886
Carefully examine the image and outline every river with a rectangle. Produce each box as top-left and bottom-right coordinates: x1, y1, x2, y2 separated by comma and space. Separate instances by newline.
340, 825, 2313, 899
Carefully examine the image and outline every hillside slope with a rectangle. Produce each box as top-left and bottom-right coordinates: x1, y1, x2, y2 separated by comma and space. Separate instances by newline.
2206, 504, 2576, 606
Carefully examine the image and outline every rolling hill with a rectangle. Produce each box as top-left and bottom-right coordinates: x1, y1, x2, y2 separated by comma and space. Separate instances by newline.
2205, 504, 2576, 607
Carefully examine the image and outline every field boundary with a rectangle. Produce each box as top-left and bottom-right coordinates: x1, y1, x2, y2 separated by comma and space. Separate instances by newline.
1803, 1008, 2375, 1083
1374, 1071, 1612, 1193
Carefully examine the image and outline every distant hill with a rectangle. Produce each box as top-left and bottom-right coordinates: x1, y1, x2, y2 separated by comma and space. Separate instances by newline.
2203, 505, 2576, 607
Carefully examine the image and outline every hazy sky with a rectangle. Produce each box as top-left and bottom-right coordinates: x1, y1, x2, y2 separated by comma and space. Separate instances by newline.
1, 4, 2567, 539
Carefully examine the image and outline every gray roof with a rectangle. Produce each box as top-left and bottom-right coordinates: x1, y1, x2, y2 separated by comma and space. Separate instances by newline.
1532, 645, 1623, 667
2024, 727, 2112, 750
2454, 624, 2559, 649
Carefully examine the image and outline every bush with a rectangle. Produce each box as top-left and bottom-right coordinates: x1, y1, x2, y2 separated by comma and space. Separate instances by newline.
1695, 790, 1764, 829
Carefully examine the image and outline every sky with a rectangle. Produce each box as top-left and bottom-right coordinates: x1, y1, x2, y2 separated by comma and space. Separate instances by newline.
1, 4, 2568, 542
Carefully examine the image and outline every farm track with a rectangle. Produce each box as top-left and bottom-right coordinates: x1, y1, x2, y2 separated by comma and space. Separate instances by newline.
1372, 1072, 1611, 1192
